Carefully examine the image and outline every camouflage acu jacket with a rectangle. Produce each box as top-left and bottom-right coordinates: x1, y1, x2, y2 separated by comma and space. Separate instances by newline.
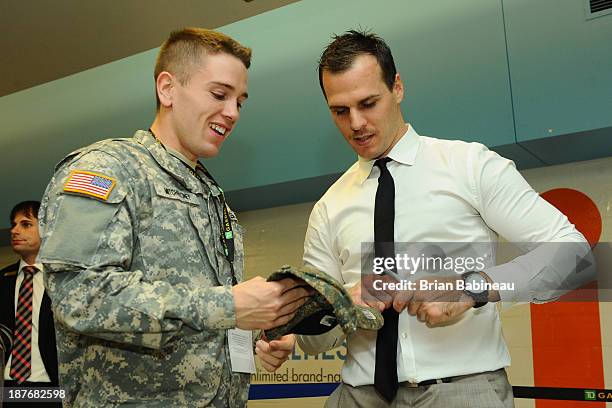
38, 130, 249, 407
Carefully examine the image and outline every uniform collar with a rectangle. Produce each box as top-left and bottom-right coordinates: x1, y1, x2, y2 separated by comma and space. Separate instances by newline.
167, 147, 197, 170
134, 130, 204, 194
355, 124, 421, 184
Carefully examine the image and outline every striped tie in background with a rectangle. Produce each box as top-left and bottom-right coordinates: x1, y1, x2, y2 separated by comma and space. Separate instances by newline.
9, 266, 37, 383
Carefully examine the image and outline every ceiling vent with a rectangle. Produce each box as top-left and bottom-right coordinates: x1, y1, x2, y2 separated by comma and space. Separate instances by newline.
585, 0, 612, 19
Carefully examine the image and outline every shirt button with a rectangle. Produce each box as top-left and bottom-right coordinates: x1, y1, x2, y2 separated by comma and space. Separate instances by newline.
402, 332, 408, 339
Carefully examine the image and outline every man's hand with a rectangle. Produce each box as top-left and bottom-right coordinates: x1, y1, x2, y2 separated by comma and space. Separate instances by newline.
408, 300, 474, 327
255, 334, 296, 372
392, 276, 474, 326
233, 277, 311, 330
348, 274, 399, 312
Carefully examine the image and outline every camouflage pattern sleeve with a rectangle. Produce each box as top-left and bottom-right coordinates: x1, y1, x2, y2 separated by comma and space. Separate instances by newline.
39, 149, 236, 350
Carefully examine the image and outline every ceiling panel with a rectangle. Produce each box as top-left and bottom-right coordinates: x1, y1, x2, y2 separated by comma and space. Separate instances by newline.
0, 0, 300, 97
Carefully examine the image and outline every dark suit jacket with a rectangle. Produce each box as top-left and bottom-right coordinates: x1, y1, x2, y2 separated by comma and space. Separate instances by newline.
0, 261, 58, 385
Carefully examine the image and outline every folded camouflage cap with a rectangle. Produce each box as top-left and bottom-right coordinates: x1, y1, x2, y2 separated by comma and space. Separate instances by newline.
264, 265, 384, 340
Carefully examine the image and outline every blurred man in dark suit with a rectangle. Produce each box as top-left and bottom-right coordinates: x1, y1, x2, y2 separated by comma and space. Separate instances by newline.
1, 201, 60, 407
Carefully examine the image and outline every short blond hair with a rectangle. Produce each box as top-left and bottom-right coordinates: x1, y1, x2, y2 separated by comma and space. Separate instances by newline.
154, 27, 252, 108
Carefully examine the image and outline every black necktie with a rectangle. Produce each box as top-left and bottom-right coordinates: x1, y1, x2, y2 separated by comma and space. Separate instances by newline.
373, 157, 399, 402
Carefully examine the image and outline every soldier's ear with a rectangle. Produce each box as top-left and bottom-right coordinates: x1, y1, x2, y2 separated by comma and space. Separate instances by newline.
156, 71, 175, 108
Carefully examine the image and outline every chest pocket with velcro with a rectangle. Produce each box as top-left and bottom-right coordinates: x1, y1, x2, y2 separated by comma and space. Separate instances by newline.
137, 183, 208, 283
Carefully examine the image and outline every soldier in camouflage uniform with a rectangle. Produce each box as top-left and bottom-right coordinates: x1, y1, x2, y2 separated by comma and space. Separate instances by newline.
38, 28, 309, 407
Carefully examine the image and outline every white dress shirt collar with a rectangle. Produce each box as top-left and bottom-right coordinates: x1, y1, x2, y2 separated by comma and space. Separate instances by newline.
18, 259, 43, 275
355, 124, 421, 184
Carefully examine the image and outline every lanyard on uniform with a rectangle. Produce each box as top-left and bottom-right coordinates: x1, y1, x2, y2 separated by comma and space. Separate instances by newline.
194, 163, 236, 264
149, 130, 237, 285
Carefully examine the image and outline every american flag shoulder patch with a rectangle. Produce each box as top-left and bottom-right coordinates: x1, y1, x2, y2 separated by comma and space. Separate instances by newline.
63, 170, 117, 201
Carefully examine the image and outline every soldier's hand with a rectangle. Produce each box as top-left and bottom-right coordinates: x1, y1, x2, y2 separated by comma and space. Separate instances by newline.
255, 334, 295, 372
233, 277, 312, 330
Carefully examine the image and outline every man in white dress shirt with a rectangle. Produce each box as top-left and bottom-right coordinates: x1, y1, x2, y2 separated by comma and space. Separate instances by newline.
1, 201, 61, 407
259, 30, 591, 407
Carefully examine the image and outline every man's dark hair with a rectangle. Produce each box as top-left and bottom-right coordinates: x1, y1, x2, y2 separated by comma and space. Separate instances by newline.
10, 201, 40, 223
318, 29, 397, 98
